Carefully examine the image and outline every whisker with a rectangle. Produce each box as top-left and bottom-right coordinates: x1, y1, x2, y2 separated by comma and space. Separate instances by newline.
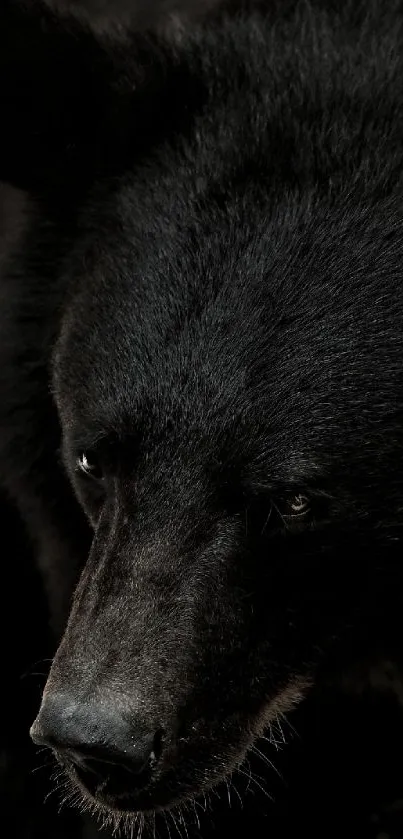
250, 744, 283, 780
236, 765, 274, 803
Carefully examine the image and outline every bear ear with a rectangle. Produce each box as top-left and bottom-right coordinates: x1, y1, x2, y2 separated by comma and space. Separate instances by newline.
0, 0, 221, 194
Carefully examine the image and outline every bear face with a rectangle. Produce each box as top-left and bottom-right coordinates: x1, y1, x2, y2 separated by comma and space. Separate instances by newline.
32, 179, 403, 815
0, 0, 402, 827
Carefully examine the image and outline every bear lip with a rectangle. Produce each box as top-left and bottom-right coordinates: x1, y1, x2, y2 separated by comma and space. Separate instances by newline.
68, 760, 175, 813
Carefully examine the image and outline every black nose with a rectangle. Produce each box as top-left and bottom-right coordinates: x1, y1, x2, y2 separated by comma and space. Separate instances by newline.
30, 694, 162, 791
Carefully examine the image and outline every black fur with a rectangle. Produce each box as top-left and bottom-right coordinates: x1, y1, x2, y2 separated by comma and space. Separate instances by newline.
1, 0, 403, 831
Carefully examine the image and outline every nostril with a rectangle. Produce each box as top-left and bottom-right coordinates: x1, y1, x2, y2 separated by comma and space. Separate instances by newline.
150, 728, 164, 766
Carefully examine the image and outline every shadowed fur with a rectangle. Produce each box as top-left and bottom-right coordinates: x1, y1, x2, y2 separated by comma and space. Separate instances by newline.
0, 0, 403, 826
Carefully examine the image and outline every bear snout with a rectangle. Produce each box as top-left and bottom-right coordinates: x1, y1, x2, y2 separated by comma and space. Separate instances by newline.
30, 693, 164, 802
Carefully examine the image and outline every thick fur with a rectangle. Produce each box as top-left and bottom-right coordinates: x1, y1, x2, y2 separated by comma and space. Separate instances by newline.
1, 0, 403, 828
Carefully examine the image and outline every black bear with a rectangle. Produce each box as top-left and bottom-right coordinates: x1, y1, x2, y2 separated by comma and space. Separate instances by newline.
1, 0, 403, 836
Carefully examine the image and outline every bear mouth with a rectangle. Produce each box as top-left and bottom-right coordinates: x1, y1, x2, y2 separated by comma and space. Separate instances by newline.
65, 757, 215, 817
61, 729, 270, 818
59, 736, 227, 816
67, 759, 158, 812
56, 679, 311, 817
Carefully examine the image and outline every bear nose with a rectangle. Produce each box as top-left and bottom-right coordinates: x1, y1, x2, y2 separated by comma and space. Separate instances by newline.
30, 693, 162, 787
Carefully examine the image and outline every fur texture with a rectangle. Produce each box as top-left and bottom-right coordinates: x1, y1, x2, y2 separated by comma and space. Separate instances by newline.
1, 0, 403, 828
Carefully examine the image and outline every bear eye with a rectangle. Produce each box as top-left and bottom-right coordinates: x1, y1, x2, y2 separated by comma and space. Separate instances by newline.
281, 493, 312, 527
283, 494, 310, 519
76, 452, 104, 482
